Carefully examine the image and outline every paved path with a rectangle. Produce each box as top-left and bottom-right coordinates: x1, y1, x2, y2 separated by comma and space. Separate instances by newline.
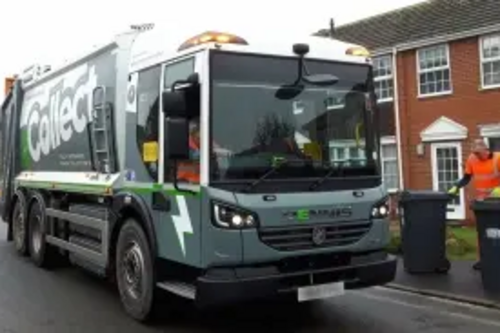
0, 222, 499, 333
393, 258, 500, 306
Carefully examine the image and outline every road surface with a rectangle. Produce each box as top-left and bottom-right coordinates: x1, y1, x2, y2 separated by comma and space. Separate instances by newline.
0, 222, 499, 333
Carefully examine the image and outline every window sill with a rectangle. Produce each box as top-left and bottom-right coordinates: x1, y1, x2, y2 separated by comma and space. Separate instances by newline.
479, 84, 500, 92
417, 90, 453, 100
381, 136, 397, 145
377, 97, 394, 103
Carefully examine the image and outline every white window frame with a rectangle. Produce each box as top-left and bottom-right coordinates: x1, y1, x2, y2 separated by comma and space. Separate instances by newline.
373, 55, 394, 102
324, 92, 345, 110
479, 33, 500, 90
416, 43, 453, 98
329, 141, 366, 166
380, 137, 399, 193
479, 123, 500, 146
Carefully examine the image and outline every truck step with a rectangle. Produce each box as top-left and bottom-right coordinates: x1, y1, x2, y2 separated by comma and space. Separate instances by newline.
69, 235, 101, 252
69, 204, 109, 221
48, 206, 105, 241
69, 253, 106, 276
69, 226, 102, 241
45, 208, 108, 268
157, 281, 196, 300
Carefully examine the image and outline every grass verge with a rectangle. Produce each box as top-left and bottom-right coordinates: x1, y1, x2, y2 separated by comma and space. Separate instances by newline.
387, 221, 477, 261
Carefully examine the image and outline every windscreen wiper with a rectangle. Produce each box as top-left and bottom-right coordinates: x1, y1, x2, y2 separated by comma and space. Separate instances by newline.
308, 161, 348, 191
242, 159, 289, 193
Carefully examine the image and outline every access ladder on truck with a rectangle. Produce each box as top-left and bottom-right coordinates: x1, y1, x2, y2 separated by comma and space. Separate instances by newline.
89, 86, 117, 174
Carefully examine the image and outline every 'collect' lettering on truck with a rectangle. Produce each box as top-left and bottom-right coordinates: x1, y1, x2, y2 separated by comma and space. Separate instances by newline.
0, 25, 397, 323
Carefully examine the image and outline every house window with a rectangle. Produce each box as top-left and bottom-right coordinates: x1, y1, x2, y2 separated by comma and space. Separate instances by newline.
330, 143, 366, 167
480, 34, 500, 88
417, 44, 451, 96
381, 143, 399, 191
373, 55, 393, 102
487, 137, 500, 152
330, 139, 399, 189
324, 91, 345, 110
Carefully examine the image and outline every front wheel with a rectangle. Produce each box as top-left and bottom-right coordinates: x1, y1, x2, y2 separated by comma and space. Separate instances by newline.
116, 218, 155, 322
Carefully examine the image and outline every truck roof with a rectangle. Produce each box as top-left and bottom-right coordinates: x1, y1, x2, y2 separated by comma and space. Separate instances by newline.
129, 28, 372, 73
17, 28, 371, 90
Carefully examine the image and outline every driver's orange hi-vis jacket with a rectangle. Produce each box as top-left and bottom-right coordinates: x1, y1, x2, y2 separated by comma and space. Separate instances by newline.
177, 136, 200, 183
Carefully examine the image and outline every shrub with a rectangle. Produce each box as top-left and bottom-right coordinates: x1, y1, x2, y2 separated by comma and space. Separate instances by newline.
386, 233, 402, 254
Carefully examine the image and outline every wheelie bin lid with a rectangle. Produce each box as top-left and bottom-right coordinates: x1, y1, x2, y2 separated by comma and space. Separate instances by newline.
399, 190, 451, 203
471, 198, 500, 211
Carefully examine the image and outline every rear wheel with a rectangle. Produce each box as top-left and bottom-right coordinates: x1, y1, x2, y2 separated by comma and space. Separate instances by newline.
28, 196, 59, 268
116, 218, 155, 322
12, 199, 29, 256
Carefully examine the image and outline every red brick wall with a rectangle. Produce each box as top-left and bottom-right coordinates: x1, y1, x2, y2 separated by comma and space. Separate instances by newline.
397, 36, 500, 222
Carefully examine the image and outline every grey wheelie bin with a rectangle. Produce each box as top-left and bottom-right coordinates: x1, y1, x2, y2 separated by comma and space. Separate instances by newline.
470, 199, 500, 295
399, 190, 451, 274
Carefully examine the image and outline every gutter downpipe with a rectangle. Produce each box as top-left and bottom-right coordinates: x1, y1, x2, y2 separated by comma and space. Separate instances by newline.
392, 46, 404, 190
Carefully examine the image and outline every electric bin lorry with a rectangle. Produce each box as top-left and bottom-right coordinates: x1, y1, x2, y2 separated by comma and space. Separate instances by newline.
0, 27, 397, 321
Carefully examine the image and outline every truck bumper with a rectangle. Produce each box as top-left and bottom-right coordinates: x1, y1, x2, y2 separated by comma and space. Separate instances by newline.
195, 251, 396, 307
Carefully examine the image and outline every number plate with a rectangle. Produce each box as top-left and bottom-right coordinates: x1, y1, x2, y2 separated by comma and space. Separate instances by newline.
297, 282, 345, 302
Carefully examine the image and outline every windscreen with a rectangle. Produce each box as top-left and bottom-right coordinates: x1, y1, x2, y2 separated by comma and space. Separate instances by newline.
209, 51, 379, 182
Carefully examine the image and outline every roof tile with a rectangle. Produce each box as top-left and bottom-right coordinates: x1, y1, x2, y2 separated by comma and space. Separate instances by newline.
315, 0, 500, 50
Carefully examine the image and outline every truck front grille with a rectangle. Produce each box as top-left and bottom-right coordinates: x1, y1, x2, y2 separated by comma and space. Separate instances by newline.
259, 221, 372, 251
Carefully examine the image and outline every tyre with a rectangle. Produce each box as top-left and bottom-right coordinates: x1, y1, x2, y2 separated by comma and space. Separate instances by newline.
28, 196, 59, 268
436, 258, 451, 274
11, 198, 29, 256
116, 218, 155, 322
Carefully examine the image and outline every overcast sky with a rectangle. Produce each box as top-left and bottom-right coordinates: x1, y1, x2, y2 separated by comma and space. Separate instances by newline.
0, 0, 424, 95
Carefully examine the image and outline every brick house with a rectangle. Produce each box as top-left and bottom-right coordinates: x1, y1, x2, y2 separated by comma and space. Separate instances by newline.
316, 0, 500, 222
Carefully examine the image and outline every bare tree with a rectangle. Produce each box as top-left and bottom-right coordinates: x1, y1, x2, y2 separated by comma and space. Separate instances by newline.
253, 113, 295, 146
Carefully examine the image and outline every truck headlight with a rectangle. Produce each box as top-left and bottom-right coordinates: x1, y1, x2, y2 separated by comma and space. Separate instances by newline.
212, 202, 258, 229
371, 197, 390, 219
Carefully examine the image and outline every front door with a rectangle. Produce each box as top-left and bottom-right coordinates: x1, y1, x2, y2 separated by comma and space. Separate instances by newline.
157, 55, 203, 267
431, 142, 465, 220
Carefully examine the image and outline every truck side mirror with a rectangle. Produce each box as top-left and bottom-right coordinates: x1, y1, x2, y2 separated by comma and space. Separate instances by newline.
162, 90, 187, 117
164, 117, 190, 160
162, 73, 200, 117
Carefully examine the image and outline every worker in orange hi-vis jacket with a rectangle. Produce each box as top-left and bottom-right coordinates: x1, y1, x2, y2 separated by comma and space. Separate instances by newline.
448, 139, 500, 271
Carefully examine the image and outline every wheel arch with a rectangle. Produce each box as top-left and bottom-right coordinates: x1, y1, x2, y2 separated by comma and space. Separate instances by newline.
110, 192, 158, 261
27, 190, 49, 215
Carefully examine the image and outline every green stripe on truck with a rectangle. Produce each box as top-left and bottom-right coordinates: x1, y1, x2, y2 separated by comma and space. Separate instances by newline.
16, 180, 200, 196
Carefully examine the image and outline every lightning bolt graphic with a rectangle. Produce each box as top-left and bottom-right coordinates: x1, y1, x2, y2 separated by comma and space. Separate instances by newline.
172, 196, 193, 257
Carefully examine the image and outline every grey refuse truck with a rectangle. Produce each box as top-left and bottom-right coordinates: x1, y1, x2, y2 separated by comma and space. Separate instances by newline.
0, 27, 396, 321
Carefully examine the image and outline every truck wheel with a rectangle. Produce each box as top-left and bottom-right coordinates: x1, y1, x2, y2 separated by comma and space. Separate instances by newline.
12, 199, 29, 256
28, 197, 58, 268
116, 218, 155, 322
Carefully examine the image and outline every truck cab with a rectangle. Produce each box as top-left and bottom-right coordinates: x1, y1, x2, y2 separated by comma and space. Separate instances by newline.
127, 30, 396, 309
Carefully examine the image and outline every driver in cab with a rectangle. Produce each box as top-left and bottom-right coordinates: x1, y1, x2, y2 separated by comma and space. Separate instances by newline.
177, 120, 226, 183
177, 122, 202, 183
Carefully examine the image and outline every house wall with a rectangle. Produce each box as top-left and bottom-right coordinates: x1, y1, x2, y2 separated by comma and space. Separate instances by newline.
396, 35, 500, 223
